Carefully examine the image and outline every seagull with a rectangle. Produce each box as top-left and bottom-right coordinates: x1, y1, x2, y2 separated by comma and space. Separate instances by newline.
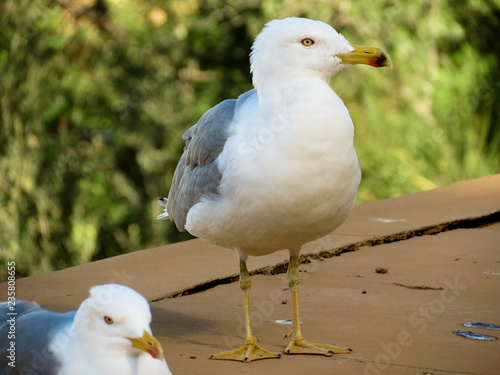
158, 17, 391, 362
0, 284, 172, 374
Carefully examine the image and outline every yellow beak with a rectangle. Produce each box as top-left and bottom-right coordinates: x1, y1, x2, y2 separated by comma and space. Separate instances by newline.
129, 330, 164, 360
337, 44, 393, 68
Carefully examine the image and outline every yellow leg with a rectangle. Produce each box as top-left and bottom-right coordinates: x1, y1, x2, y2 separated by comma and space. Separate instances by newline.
211, 260, 281, 362
284, 255, 352, 356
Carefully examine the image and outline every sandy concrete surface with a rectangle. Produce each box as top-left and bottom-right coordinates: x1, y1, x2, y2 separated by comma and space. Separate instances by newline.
1, 175, 499, 374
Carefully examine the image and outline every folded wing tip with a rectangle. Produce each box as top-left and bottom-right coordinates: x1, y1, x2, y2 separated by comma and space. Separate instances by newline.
156, 198, 170, 220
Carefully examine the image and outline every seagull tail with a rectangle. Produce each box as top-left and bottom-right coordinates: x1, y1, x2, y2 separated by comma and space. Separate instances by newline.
156, 197, 170, 220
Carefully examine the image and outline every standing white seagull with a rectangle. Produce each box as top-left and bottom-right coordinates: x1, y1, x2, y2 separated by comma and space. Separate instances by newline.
158, 17, 391, 362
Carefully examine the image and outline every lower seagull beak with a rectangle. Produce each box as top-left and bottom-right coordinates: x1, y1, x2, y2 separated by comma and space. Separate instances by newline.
129, 330, 164, 360
337, 44, 393, 68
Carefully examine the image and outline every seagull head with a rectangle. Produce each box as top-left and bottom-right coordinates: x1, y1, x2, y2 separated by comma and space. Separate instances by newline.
250, 17, 391, 88
74, 284, 164, 361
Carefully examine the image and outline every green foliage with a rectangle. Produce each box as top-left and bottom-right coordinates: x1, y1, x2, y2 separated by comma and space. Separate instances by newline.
1, 0, 499, 281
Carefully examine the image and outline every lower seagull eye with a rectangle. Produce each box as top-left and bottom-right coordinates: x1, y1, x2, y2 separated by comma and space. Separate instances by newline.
301, 38, 315, 46
104, 316, 114, 325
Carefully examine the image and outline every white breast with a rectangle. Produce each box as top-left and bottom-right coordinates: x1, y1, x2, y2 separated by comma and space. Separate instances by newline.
186, 81, 361, 256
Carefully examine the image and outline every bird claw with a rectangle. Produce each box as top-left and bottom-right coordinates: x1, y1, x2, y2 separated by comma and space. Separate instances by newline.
210, 340, 281, 362
284, 338, 352, 356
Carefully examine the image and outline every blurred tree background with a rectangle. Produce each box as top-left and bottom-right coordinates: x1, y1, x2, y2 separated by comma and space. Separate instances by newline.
1, 0, 499, 281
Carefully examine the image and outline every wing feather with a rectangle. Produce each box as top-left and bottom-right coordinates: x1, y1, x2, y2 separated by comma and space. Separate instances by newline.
167, 100, 235, 231
164, 89, 255, 231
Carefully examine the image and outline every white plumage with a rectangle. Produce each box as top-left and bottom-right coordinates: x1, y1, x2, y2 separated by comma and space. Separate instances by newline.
159, 17, 391, 362
0, 284, 172, 374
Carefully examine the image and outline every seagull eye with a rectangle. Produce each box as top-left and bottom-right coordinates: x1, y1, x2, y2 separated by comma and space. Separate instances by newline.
301, 38, 315, 47
104, 316, 114, 325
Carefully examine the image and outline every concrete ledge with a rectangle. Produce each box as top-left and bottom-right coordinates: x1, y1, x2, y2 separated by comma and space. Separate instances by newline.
1, 175, 499, 374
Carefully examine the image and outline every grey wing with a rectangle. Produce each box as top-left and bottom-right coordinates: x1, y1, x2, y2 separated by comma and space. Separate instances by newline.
0, 300, 75, 374
166, 99, 236, 231
0, 300, 39, 320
